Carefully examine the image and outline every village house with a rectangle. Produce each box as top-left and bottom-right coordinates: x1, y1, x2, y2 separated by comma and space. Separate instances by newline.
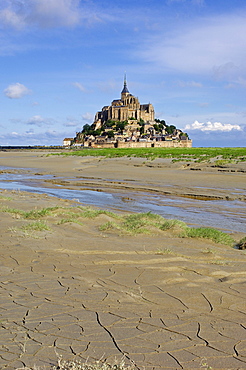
63, 138, 74, 147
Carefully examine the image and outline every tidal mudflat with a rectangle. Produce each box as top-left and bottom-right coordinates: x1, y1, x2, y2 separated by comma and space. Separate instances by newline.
0, 150, 245, 369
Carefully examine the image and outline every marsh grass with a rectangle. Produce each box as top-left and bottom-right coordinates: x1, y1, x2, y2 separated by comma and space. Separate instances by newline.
213, 159, 235, 167
23, 207, 58, 219
180, 227, 234, 246
9, 221, 50, 238
56, 207, 118, 226
0, 206, 58, 219
78, 206, 117, 219
99, 212, 235, 246
1, 206, 24, 216
0, 204, 117, 223
55, 209, 82, 225
99, 212, 164, 235
239, 236, 246, 244
0, 194, 12, 200
57, 217, 84, 226
122, 212, 163, 234
51, 147, 246, 163
160, 219, 187, 231
21, 220, 50, 232
235, 236, 246, 249
99, 221, 120, 231
1, 203, 236, 246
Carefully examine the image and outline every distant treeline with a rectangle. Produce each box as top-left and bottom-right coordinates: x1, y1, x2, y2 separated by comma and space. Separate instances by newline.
0, 146, 64, 151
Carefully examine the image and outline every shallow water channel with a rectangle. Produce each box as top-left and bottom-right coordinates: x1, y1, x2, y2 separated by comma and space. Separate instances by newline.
0, 167, 245, 233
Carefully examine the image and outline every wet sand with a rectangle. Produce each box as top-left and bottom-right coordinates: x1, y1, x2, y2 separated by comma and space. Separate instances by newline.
0, 151, 245, 369
0, 150, 246, 200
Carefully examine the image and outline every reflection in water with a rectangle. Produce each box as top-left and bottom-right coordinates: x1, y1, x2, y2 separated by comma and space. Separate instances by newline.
0, 169, 245, 232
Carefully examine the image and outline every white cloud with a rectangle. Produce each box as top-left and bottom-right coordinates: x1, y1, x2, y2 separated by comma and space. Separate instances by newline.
0, 129, 70, 145
64, 119, 80, 127
82, 112, 94, 122
4, 83, 31, 99
0, 0, 81, 29
140, 12, 246, 79
26, 115, 48, 126
72, 82, 87, 92
30, 0, 81, 28
0, 7, 26, 29
185, 120, 242, 132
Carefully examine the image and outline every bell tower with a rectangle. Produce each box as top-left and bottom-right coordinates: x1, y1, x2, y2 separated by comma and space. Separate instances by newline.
121, 74, 130, 100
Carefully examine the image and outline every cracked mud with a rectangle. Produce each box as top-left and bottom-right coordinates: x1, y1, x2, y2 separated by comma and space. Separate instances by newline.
0, 152, 245, 369
0, 192, 245, 369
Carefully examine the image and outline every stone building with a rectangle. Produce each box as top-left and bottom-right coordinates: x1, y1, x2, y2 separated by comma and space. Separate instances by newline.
94, 76, 155, 129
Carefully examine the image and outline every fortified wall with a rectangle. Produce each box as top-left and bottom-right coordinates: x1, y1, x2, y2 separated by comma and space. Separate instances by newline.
85, 139, 192, 149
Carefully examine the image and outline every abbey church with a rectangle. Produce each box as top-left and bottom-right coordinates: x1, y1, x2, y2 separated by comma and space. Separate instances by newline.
94, 76, 155, 129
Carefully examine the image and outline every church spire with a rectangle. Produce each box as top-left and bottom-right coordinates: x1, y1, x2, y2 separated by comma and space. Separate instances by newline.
121, 73, 130, 96
124, 73, 127, 86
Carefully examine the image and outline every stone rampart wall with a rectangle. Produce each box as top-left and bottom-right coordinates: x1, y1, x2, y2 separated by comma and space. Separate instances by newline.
88, 140, 192, 149
116, 140, 192, 148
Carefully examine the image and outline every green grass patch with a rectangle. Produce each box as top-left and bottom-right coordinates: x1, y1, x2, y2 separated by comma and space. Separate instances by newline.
99, 221, 120, 231
56, 206, 119, 226
10, 220, 51, 237
0, 195, 12, 200
0, 206, 58, 219
55, 210, 81, 225
21, 220, 50, 232
213, 159, 235, 167
160, 219, 187, 231
0, 206, 25, 217
50, 147, 246, 162
1, 202, 236, 246
57, 217, 83, 226
235, 236, 246, 250
238, 236, 246, 244
122, 212, 164, 234
99, 211, 235, 245
99, 212, 163, 235
77, 206, 117, 219
180, 227, 234, 246
23, 207, 59, 219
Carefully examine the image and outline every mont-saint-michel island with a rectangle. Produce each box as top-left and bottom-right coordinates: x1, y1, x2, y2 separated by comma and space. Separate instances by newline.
64, 76, 192, 148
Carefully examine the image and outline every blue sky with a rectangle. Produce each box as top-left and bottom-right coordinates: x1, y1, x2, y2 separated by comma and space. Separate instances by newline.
0, 0, 246, 147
